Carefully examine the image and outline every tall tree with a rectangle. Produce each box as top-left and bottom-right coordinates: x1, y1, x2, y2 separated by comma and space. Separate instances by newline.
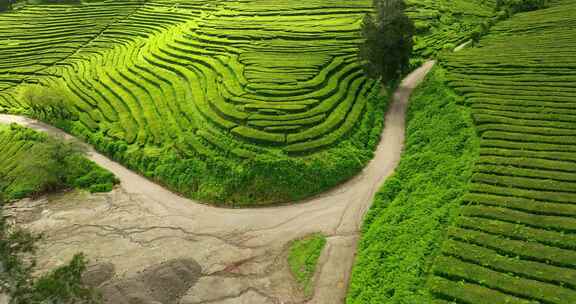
0, 0, 10, 12
359, 0, 415, 85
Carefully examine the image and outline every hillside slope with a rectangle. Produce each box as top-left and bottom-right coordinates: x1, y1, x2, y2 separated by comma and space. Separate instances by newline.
0, 0, 385, 205
346, 66, 479, 304
0, 0, 498, 205
348, 1, 576, 303
429, 1, 576, 303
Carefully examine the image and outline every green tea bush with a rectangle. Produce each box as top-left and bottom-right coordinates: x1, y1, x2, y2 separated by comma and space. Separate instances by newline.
347, 68, 479, 303
0, 0, 510, 205
428, 2, 576, 302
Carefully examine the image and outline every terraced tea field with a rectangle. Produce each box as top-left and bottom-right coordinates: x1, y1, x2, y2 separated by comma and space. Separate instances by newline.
406, 0, 496, 58
5, 0, 575, 302
0, 0, 387, 204
429, 1, 576, 303
0, 0, 390, 204
0, 0, 500, 205
4, 1, 381, 152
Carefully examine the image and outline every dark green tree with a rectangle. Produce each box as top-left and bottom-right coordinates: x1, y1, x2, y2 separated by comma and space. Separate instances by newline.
359, 0, 415, 84
496, 0, 548, 14
0, 0, 10, 11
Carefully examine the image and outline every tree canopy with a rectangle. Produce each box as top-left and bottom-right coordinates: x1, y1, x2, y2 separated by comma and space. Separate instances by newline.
0, 0, 11, 11
359, 0, 415, 84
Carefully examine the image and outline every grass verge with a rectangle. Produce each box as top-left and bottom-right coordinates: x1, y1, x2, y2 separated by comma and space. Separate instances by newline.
288, 233, 327, 297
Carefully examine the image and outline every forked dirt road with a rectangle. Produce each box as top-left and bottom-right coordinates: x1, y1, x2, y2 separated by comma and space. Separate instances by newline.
0, 61, 435, 304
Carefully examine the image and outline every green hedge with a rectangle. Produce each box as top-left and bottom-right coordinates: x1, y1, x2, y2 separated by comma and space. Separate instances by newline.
457, 216, 576, 250
460, 204, 576, 232
346, 68, 479, 303
465, 192, 576, 216
443, 239, 576, 287
428, 275, 533, 304
448, 227, 576, 267
432, 255, 576, 303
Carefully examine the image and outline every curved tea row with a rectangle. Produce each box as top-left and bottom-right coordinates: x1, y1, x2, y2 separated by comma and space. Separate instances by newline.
430, 2, 576, 303
0, 0, 505, 204
0, 0, 380, 157
0, 0, 390, 204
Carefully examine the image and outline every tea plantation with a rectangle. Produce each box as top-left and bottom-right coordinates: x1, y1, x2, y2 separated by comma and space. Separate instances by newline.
0, 0, 384, 205
0, 0, 499, 205
349, 0, 576, 303
2, 0, 573, 301
430, 1, 576, 303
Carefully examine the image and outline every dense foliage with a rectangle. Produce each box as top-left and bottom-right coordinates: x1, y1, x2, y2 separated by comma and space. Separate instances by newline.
0, 0, 502, 206
406, 0, 498, 59
287, 233, 327, 297
0, 124, 118, 200
359, 0, 415, 84
347, 68, 479, 303
0, 0, 10, 11
428, 2, 576, 303
0, 124, 115, 302
0, 186, 99, 303
496, 0, 549, 14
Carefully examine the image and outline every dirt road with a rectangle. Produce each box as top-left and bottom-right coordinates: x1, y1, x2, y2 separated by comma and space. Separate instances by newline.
0, 60, 435, 304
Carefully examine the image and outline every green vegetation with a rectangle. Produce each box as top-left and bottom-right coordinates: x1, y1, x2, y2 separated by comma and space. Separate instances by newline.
346, 68, 479, 303
288, 233, 327, 297
496, 0, 549, 14
406, 0, 548, 60
1, 0, 571, 302
0, 0, 9, 11
0, 181, 100, 303
348, 1, 575, 302
0, 198, 100, 303
0, 0, 501, 206
406, 0, 497, 59
427, 1, 576, 303
359, 0, 415, 84
0, 0, 391, 205
0, 124, 118, 200
0, 124, 116, 302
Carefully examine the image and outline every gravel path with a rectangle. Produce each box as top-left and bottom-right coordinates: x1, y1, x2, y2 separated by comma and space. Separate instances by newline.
0, 60, 435, 304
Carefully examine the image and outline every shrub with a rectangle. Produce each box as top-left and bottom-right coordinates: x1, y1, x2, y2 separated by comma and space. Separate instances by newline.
347, 68, 479, 303
0, 206, 99, 303
30, 253, 99, 303
88, 183, 114, 193
496, 0, 549, 14
0, 125, 117, 201
18, 84, 73, 122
